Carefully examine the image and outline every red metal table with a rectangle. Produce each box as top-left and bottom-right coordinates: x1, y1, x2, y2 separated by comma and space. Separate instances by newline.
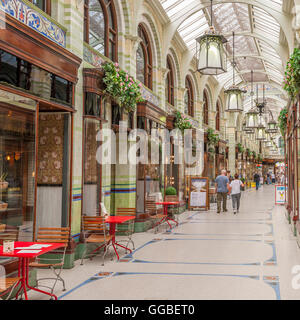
105, 216, 135, 260
0, 242, 64, 300
155, 202, 180, 229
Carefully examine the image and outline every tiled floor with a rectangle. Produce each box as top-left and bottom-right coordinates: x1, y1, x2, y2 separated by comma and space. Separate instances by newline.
27, 185, 300, 300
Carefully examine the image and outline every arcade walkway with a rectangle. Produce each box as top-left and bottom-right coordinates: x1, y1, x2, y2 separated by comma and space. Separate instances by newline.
29, 186, 300, 300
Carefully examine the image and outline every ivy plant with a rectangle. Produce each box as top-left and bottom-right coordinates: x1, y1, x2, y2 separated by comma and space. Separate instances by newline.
284, 48, 300, 100
237, 143, 245, 153
207, 128, 220, 146
102, 62, 144, 112
278, 107, 288, 138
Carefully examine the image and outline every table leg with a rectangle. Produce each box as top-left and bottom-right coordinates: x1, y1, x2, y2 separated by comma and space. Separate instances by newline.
24, 258, 58, 300
15, 258, 26, 300
114, 241, 132, 254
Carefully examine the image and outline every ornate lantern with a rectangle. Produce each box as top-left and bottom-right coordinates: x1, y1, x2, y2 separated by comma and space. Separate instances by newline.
266, 119, 278, 134
256, 124, 266, 141
225, 32, 246, 112
196, 0, 227, 75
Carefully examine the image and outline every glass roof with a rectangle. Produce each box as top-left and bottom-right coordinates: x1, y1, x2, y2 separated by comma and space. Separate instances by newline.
160, 0, 286, 101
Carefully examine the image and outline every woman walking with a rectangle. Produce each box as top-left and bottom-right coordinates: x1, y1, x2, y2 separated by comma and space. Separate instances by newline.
229, 174, 244, 215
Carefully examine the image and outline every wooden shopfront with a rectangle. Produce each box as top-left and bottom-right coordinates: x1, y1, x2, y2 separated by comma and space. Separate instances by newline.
0, 12, 81, 271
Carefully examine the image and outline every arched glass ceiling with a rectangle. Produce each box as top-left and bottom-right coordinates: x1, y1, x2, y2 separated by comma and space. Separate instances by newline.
160, 0, 285, 92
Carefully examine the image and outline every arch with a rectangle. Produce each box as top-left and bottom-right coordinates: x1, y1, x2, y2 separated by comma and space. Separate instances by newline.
168, 47, 181, 88
84, 0, 118, 62
137, 23, 153, 90
166, 54, 175, 106
185, 75, 195, 117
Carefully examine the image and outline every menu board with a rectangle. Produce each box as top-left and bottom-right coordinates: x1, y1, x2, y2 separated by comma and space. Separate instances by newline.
188, 177, 209, 210
275, 185, 286, 205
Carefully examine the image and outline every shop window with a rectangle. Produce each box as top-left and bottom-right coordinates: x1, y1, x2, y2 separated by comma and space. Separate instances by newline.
36, 113, 71, 229
203, 90, 209, 126
0, 50, 31, 91
51, 75, 73, 106
0, 50, 73, 106
166, 55, 174, 106
29, 0, 51, 15
216, 101, 220, 131
85, 92, 101, 117
111, 103, 121, 125
0, 104, 36, 257
185, 76, 194, 117
136, 24, 153, 90
84, 0, 118, 62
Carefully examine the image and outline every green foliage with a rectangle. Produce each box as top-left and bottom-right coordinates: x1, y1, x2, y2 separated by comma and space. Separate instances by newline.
237, 143, 245, 153
284, 48, 300, 100
102, 62, 144, 112
278, 107, 288, 138
257, 154, 263, 162
207, 128, 220, 146
246, 148, 250, 156
174, 111, 193, 132
252, 151, 256, 159
165, 186, 177, 196
208, 147, 215, 154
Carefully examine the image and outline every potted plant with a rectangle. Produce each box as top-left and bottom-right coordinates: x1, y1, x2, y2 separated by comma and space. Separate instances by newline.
237, 143, 245, 153
165, 186, 177, 196
102, 62, 144, 112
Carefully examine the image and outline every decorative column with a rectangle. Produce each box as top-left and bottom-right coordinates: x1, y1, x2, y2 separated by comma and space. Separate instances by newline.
228, 127, 236, 174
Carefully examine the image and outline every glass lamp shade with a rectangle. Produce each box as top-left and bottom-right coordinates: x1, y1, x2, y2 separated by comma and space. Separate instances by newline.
196, 32, 227, 75
266, 120, 278, 134
256, 125, 266, 141
245, 108, 259, 129
225, 87, 245, 112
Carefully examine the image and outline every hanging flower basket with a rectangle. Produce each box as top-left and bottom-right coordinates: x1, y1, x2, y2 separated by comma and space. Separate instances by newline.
278, 107, 288, 138
102, 62, 144, 112
284, 48, 300, 100
174, 112, 193, 132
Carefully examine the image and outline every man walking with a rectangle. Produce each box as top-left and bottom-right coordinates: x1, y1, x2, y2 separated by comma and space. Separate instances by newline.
215, 169, 230, 214
254, 172, 260, 190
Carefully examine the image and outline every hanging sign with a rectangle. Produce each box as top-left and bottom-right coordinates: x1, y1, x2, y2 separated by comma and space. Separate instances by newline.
188, 177, 209, 210
275, 185, 286, 205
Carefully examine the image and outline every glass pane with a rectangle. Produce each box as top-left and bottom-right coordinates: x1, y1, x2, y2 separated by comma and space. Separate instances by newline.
89, 0, 105, 55
0, 51, 18, 87
85, 92, 101, 117
32, 0, 46, 11
136, 44, 145, 85
36, 113, 71, 229
83, 118, 101, 216
0, 104, 36, 265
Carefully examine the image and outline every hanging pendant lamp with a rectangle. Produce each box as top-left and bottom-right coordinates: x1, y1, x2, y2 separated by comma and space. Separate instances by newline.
225, 32, 246, 112
245, 71, 259, 128
196, 0, 228, 75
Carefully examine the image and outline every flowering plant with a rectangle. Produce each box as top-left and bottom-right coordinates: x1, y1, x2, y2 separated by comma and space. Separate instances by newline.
278, 107, 288, 138
174, 111, 193, 132
284, 48, 300, 100
102, 62, 144, 112
207, 128, 220, 146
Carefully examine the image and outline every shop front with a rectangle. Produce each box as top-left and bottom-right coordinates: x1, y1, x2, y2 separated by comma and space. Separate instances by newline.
0, 13, 81, 272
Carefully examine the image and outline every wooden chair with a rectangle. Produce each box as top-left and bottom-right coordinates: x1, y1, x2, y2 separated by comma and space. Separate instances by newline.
0, 277, 21, 300
80, 216, 112, 266
146, 199, 165, 233
29, 227, 70, 296
115, 208, 136, 251
0, 224, 19, 244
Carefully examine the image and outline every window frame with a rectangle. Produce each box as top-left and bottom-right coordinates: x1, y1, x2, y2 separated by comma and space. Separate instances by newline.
216, 101, 220, 131
29, 0, 51, 15
84, 0, 118, 62
137, 24, 153, 90
166, 55, 175, 106
203, 90, 209, 126
185, 76, 194, 117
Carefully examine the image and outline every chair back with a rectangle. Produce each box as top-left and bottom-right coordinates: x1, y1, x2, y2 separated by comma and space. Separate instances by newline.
36, 227, 70, 245
0, 225, 19, 244
82, 216, 106, 233
145, 199, 157, 214
116, 208, 136, 217
100, 202, 108, 216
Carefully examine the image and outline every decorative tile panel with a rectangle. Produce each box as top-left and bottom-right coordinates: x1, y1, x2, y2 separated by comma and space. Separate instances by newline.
140, 86, 160, 107
0, 0, 66, 47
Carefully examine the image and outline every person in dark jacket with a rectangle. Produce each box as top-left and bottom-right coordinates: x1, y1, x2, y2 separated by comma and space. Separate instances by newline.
254, 172, 260, 190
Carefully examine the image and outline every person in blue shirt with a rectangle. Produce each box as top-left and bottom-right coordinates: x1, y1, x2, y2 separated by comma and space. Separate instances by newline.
215, 169, 230, 214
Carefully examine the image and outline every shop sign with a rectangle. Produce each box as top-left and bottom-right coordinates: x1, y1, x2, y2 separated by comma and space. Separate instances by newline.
275, 185, 286, 205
